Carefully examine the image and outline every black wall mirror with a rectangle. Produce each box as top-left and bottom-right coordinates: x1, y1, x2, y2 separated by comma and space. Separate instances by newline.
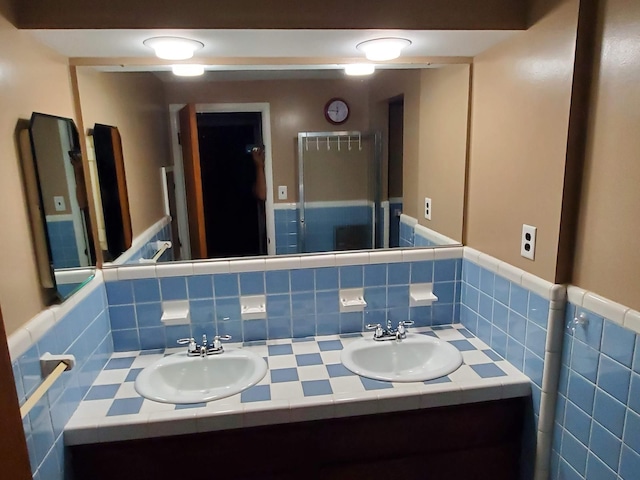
91, 124, 132, 261
20, 112, 96, 299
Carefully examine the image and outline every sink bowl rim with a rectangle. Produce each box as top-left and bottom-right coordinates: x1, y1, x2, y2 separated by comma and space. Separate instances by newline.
340, 333, 463, 382
134, 348, 267, 404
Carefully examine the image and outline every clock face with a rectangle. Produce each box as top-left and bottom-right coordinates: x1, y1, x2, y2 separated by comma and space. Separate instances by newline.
324, 98, 350, 125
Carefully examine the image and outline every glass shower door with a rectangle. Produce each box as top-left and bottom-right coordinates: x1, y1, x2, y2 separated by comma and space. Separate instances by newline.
297, 131, 380, 254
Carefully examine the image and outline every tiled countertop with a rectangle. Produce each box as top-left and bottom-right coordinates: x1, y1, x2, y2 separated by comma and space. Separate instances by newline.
64, 325, 531, 446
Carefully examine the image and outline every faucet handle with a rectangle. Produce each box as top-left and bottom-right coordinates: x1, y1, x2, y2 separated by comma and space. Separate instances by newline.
366, 323, 384, 339
399, 320, 414, 327
177, 338, 197, 352
212, 334, 232, 350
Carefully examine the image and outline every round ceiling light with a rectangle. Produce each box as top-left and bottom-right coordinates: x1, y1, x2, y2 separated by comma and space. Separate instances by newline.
144, 36, 204, 60
172, 64, 205, 77
344, 64, 375, 76
356, 38, 412, 62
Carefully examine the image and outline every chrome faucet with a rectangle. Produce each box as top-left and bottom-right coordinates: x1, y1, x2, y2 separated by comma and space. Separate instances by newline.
366, 320, 414, 341
177, 334, 232, 356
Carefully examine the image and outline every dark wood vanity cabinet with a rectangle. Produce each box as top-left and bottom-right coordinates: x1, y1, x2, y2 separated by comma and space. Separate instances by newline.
69, 397, 525, 480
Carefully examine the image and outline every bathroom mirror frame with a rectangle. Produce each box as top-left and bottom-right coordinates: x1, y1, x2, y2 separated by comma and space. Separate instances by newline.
20, 112, 97, 301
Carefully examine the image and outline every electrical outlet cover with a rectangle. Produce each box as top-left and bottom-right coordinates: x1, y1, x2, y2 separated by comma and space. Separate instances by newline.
424, 197, 432, 220
521, 224, 537, 260
278, 186, 288, 200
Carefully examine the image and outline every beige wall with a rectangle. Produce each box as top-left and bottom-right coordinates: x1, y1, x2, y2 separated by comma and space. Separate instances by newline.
164, 77, 370, 204
76, 69, 171, 237
303, 142, 373, 202
465, 0, 579, 282
417, 65, 470, 242
572, 0, 640, 311
0, 10, 76, 334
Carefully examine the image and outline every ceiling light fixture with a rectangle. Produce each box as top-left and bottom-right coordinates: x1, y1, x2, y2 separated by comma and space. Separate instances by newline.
344, 64, 376, 76
172, 64, 205, 77
356, 38, 412, 61
144, 36, 204, 60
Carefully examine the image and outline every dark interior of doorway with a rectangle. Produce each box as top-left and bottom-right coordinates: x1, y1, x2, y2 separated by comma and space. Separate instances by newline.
196, 112, 266, 258
388, 96, 404, 248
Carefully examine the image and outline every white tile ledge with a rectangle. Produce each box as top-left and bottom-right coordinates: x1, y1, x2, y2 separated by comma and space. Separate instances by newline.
463, 247, 565, 302
567, 287, 639, 332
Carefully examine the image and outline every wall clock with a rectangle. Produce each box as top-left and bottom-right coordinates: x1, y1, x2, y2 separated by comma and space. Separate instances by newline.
324, 98, 350, 125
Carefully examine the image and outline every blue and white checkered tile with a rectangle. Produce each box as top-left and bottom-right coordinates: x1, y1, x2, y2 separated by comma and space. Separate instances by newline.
64, 324, 530, 445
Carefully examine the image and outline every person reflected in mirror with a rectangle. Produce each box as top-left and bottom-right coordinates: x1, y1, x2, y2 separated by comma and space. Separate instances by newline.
251, 146, 267, 202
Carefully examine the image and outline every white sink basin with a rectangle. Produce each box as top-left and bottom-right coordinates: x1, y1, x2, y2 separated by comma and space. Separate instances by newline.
340, 334, 463, 382
135, 349, 267, 404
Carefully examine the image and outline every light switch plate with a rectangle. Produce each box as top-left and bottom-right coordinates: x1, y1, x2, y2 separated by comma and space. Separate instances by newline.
424, 197, 432, 220
521, 224, 537, 260
278, 186, 288, 200
54, 196, 66, 212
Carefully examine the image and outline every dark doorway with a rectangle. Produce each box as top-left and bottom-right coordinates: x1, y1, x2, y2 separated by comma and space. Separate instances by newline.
196, 112, 266, 258
388, 97, 404, 248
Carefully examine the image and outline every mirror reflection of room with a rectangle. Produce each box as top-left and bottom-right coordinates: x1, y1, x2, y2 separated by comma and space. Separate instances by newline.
74, 64, 470, 265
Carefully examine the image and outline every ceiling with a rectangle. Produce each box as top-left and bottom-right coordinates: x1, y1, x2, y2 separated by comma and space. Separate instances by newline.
28, 28, 518, 79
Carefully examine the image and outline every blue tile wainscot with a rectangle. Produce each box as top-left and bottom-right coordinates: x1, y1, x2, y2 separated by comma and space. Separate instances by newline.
551, 286, 640, 480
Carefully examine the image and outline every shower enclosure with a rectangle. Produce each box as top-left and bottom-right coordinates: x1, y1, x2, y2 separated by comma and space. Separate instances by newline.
297, 131, 382, 253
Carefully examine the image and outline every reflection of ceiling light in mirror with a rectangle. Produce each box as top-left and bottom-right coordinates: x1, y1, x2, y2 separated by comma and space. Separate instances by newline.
356, 38, 412, 61
172, 64, 205, 77
144, 37, 204, 60
344, 64, 375, 76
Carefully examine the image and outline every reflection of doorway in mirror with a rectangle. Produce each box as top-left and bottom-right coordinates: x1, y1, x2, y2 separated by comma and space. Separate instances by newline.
197, 112, 266, 258
171, 103, 275, 261
387, 96, 404, 249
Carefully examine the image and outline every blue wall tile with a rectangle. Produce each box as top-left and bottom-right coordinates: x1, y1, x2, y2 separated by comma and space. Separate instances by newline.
132, 279, 160, 303
290, 269, 314, 292
213, 273, 239, 297
590, 421, 622, 471
388, 263, 410, 285
602, 320, 635, 367
160, 277, 187, 300
187, 275, 213, 298
561, 431, 588, 476
265, 270, 290, 294
315, 268, 338, 290
340, 266, 363, 288
598, 354, 631, 403
240, 272, 265, 295
593, 389, 626, 438
106, 281, 133, 305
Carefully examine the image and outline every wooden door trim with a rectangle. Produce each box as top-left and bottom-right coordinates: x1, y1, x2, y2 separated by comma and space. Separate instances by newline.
0, 308, 33, 479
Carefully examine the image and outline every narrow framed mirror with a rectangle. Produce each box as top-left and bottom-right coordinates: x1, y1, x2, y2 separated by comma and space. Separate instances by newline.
19, 112, 96, 300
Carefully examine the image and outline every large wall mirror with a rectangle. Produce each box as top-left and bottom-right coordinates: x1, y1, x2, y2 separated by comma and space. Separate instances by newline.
72, 64, 471, 267
19, 113, 96, 299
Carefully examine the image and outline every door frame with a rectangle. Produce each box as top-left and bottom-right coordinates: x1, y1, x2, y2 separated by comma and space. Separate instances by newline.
170, 103, 275, 259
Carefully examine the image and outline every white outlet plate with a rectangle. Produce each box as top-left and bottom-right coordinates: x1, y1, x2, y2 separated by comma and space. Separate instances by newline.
521, 224, 537, 260
278, 186, 288, 200
54, 196, 66, 212
424, 197, 432, 220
